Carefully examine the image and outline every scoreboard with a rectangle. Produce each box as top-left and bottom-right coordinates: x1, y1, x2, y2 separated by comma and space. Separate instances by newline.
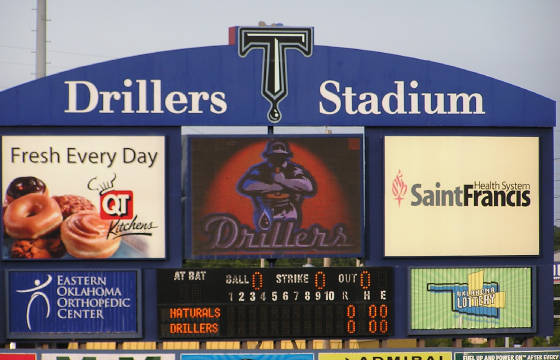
157, 267, 393, 339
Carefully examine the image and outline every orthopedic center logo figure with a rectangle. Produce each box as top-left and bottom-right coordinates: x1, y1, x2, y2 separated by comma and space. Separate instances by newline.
237, 140, 317, 231
16, 275, 52, 330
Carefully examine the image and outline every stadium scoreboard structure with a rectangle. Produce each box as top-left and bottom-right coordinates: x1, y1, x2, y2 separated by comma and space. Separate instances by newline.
0, 26, 555, 342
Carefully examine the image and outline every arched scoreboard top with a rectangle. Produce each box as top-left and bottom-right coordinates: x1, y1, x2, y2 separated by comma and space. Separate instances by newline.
0, 27, 555, 127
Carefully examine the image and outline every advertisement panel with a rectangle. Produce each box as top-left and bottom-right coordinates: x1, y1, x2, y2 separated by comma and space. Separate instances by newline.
319, 352, 452, 360
42, 354, 175, 360
181, 354, 313, 360
7, 270, 141, 339
0, 355, 36, 360
1, 135, 165, 259
456, 351, 560, 360
409, 267, 535, 334
385, 136, 539, 256
158, 267, 392, 339
188, 136, 363, 258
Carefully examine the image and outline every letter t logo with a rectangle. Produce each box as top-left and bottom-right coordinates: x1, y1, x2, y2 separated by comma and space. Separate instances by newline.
238, 27, 313, 123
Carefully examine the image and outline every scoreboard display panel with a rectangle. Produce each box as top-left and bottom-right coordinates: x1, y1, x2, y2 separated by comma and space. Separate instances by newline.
157, 267, 393, 339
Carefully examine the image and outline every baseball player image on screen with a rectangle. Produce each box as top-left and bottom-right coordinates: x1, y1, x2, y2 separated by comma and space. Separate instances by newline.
237, 139, 317, 231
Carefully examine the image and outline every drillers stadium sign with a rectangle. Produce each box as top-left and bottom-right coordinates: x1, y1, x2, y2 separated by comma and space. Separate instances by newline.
0, 27, 553, 127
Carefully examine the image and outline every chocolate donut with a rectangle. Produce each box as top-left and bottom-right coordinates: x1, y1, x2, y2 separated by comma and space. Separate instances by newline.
5, 176, 48, 204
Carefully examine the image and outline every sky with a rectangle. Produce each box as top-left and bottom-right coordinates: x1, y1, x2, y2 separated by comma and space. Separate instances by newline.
1, 0, 560, 222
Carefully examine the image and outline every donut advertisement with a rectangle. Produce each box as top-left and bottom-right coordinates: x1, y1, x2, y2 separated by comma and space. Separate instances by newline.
188, 135, 364, 258
1, 135, 165, 260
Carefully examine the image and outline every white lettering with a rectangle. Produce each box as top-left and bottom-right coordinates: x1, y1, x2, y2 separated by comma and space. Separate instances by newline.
318, 79, 484, 116
64, 80, 99, 113
165, 91, 188, 114
319, 80, 341, 114
448, 92, 485, 114
64, 78, 228, 116
381, 80, 405, 114
210, 91, 227, 113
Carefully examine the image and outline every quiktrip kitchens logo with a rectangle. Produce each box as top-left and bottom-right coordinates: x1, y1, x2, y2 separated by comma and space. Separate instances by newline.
392, 177, 531, 208
88, 173, 134, 221
88, 173, 157, 240
427, 270, 505, 318
89, 173, 134, 220
101, 189, 133, 219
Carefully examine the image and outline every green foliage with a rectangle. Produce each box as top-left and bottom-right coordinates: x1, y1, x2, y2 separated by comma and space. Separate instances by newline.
183, 257, 357, 268
533, 322, 560, 346
183, 258, 259, 268
424, 338, 453, 347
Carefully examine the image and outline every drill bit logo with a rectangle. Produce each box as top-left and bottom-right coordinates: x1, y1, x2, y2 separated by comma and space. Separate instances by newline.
238, 27, 313, 123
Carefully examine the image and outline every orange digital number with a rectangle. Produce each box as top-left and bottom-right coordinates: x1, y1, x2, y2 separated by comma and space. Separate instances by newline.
380, 319, 388, 334
380, 304, 388, 318
368, 304, 377, 318
251, 271, 263, 291
368, 304, 389, 334
346, 304, 356, 318
360, 270, 371, 289
346, 304, 356, 334
347, 319, 356, 334
314, 271, 326, 290
369, 319, 377, 333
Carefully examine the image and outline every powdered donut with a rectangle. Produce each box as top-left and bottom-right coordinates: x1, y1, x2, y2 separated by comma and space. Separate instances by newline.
3, 193, 63, 239
60, 212, 119, 258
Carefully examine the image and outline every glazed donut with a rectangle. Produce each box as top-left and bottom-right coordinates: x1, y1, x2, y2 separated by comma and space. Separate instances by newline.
60, 212, 119, 258
3, 193, 63, 239
4, 176, 48, 205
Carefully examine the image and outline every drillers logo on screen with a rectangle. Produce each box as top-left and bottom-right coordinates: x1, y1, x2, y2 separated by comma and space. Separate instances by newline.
391, 171, 531, 207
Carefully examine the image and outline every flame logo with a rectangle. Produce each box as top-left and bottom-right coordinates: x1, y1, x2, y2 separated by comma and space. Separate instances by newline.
392, 170, 407, 206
